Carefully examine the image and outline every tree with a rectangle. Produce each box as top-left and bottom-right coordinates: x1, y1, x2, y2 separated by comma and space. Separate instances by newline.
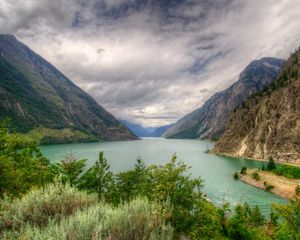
267, 156, 276, 171
77, 152, 113, 200
227, 203, 266, 240
114, 157, 150, 203
51, 152, 86, 186
0, 122, 53, 198
273, 198, 300, 240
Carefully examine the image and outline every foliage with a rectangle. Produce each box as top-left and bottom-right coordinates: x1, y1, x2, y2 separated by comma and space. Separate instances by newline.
0, 123, 54, 198
262, 165, 266, 171
77, 152, 114, 200
252, 172, 260, 181
240, 166, 247, 174
50, 152, 86, 186
296, 185, 300, 196
0, 181, 97, 233
272, 198, 300, 240
264, 182, 274, 192
227, 203, 267, 240
2, 197, 173, 240
274, 164, 300, 179
190, 199, 225, 240
267, 157, 276, 171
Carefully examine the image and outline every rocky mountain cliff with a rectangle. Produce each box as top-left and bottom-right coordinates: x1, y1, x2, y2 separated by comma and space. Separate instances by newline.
163, 58, 285, 139
0, 34, 137, 143
213, 49, 300, 163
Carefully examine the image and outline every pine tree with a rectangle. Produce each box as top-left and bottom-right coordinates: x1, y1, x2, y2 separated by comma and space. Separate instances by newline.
77, 151, 113, 200
267, 156, 276, 171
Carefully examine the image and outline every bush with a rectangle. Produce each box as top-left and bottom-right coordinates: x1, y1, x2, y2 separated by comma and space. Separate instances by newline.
264, 181, 274, 192
240, 166, 247, 174
251, 172, 260, 181
0, 123, 54, 198
267, 157, 276, 171
2, 198, 173, 240
274, 165, 300, 179
0, 181, 97, 233
227, 203, 266, 240
296, 185, 300, 196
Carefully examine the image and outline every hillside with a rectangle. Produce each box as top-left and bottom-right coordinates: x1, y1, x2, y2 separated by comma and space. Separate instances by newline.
120, 120, 151, 137
148, 124, 174, 137
213, 49, 300, 163
164, 58, 285, 139
0, 34, 137, 143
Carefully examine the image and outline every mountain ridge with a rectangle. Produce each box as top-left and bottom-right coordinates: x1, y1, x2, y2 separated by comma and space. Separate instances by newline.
163, 57, 285, 139
213, 49, 300, 163
0, 34, 138, 143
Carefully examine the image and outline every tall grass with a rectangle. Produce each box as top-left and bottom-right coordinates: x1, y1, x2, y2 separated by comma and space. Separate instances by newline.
0, 181, 98, 232
1, 183, 173, 239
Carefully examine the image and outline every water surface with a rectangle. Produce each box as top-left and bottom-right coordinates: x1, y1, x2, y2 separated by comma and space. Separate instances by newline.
40, 138, 287, 214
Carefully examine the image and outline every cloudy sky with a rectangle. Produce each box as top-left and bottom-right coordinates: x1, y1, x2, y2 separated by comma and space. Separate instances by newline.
1, 0, 300, 126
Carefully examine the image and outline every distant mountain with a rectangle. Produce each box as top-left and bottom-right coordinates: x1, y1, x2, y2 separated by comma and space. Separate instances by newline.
0, 34, 137, 144
163, 57, 285, 140
148, 124, 174, 137
145, 127, 157, 134
120, 120, 150, 137
213, 49, 300, 163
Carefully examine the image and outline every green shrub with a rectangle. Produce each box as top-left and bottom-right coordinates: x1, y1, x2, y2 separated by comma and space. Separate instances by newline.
267, 157, 276, 171
296, 185, 300, 196
251, 172, 260, 181
3, 198, 173, 240
0, 123, 54, 198
227, 204, 266, 240
240, 166, 247, 174
0, 181, 97, 232
274, 165, 300, 179
263, 181, 274, 192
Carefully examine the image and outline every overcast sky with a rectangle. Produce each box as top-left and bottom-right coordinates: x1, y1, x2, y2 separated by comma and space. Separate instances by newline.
1, 0, 300, 126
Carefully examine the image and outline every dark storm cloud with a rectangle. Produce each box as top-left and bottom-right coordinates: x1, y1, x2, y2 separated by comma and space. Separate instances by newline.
1, 0, 300, 126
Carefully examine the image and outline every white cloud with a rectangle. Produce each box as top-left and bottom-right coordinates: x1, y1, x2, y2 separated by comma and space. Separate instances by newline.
0, 0, 300, 127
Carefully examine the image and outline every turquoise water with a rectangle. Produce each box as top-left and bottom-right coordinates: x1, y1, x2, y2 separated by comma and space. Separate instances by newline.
40, 138, 287, 214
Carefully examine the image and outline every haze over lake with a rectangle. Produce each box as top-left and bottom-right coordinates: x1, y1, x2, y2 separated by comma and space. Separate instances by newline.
41, 138, 287, 214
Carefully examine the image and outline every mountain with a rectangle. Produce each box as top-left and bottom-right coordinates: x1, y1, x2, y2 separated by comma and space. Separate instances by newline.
213, 49, 300, 163
120, 120, 151, 137
0, 34, 137, 144
163, 57, 285, 140
148, 124, 174, 137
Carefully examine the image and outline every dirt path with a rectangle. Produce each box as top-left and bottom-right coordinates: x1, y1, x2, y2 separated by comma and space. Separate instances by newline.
239, 169, 300, 199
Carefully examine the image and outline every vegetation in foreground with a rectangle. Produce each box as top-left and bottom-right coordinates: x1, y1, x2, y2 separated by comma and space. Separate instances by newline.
0, 124, 300, 240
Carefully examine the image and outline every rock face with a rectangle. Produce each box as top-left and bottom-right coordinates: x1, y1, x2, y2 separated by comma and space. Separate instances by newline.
163, 58, 285, 139
0, 34, 137, 143
213, 49, 300, 163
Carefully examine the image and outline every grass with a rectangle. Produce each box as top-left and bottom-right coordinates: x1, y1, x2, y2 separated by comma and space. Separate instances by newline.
0, 182, 173, 240
14, 127, 100, 145
0, 181, 98, 232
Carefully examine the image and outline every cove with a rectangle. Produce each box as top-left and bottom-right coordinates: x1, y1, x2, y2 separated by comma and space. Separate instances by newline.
40, 137, 287, 214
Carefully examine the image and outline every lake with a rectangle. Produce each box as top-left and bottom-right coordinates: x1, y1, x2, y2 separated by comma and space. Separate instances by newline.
40, 137, 287, 214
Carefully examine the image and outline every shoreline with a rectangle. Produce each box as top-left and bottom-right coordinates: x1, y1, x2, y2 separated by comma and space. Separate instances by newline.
238, 169, 300, 199
208, 150, 300, 167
